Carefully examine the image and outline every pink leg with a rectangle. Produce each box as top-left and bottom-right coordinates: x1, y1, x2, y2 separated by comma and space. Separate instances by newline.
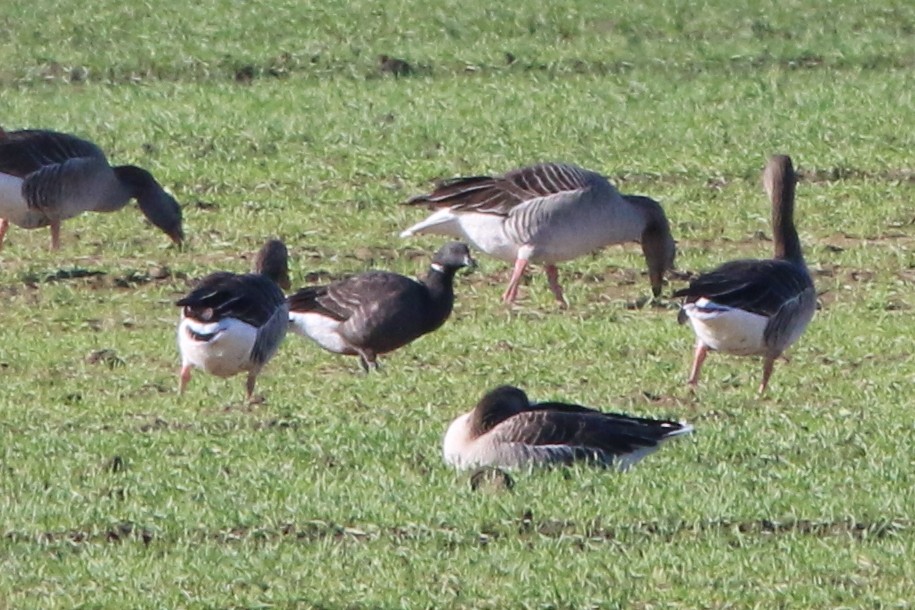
49, 221, 61, 251
687, 343, 709, 386
759, 356, 776, 395
502, 258, 529, 304
0, 218, 8, 250
178, 365, 192, 395
544, 265, 568, 308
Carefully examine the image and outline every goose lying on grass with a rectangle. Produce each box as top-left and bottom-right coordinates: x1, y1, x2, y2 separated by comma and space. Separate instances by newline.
176, 239, 289, 401
673, 155, 815, 394
0, 128, 183, 250
402, 162, 675, 306
443, 385, 692, 471
288, 242, 475, 371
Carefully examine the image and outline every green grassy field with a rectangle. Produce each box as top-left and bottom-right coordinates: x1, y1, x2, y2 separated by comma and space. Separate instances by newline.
2, 0, 914, 607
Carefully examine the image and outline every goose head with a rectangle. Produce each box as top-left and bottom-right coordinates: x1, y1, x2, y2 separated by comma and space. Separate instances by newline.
254, 239, 291, 290
627, 195, 676, 296
430, 241, 477, 274
115, 165, 184, 245
469, 385, 530, 436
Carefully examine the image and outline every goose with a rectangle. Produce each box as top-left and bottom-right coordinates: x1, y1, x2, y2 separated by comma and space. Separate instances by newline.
0, 128, 183, 250
443, 385, 693, 471
288, 241, 475, 370
673, 155, 815, 394
401, 162, 675, 306
176, 239, 289, 400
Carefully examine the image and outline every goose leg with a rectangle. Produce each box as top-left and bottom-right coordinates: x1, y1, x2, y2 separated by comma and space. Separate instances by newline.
49, 220, 61, 251
502, 258, 529, 304
687, 343, 708, 386
758, 356, 776, 395
245, 371, 258, 401
0, 218, 8, 249
357, 349, 379, 373
178, 365, 192, 395
544, 264, 567, 308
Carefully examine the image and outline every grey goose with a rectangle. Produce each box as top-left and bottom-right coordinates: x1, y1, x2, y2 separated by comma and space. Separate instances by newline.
673, 155, 816, 394
401, 162, 675, 306
443, 385, 693, 471
0, 128, 183, 250
176, 239, 289, 400
288, 242, 475, 370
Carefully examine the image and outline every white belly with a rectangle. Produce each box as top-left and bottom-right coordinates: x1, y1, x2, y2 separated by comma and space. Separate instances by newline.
178, 317, 257, 377
289, 311, 353, 355
683, 299, 769, 356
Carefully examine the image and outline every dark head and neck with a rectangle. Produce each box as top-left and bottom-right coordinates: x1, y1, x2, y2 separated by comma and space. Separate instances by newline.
470, 385, 530, 437
625, 195, 676, 297
254, 239, 291, 290
764, 155, 803, 264
114, 165, 184, 245
420, 241, 475, 328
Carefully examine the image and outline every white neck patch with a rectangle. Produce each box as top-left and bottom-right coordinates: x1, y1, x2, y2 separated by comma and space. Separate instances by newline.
431, 263, 446, 273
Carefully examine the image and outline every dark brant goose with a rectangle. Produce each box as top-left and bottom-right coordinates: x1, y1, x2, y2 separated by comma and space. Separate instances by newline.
673, 155, 815, 393
176, 239, 289, 400
288, 241, 475, 370
401, 162, 675, 306
443, 385, 693, 470
0, 128, 183, 250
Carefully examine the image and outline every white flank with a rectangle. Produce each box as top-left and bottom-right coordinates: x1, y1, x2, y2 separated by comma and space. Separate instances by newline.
682, 298, 769, 355
177, 317, 257, 378
0, 173, 33, 226
442, 413, 474, 468
402, 209, 519, 263
288, 311, 352, 354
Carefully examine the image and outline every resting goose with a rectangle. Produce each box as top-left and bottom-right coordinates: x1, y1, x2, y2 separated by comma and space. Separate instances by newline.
288, 242, 475, 370
443, 385, 693, 471
401, 162, 676, 306
176, 239, 289, 400
673, 155, 815, 394
0, 128, 183, 250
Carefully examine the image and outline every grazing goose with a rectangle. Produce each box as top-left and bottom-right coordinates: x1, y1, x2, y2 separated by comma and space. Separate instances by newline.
443, 385, 693, 471
176, 239, 289, 400
288, 242, 475, 370
0, 128, 183, 250
401, 162, 676, 306
673, 155, 815, 394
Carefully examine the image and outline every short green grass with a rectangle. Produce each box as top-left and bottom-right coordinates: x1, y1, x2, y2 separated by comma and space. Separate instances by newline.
1, 0, 914, 607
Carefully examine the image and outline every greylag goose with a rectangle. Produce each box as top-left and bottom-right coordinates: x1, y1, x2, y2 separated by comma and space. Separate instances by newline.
443, 385, 693, 471
0, 128, 183, 250
673, 155, 815, 394
288, 241, 475, 370
176, 239, 289, 400
401, 162, 675, 306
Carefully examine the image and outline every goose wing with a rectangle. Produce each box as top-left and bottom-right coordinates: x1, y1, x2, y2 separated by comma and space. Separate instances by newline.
406, 162, 599, 215
673, 259, 812, 318
0, 130, 106, 178
492, 407, 685, 465
177, 273, 285, 327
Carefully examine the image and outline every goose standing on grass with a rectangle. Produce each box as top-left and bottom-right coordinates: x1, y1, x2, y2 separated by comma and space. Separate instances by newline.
176, 239, 289, 401
673, 155, 815, 394
288, 241, 475, 371
0, 128, 183, 250
443, 385, 693, 471
401, 162, 676, 306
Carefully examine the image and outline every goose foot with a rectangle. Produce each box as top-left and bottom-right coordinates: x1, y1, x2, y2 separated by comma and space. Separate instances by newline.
502, 258, 529, 304
178, 365, 192, 395
0, 218, 8, 249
